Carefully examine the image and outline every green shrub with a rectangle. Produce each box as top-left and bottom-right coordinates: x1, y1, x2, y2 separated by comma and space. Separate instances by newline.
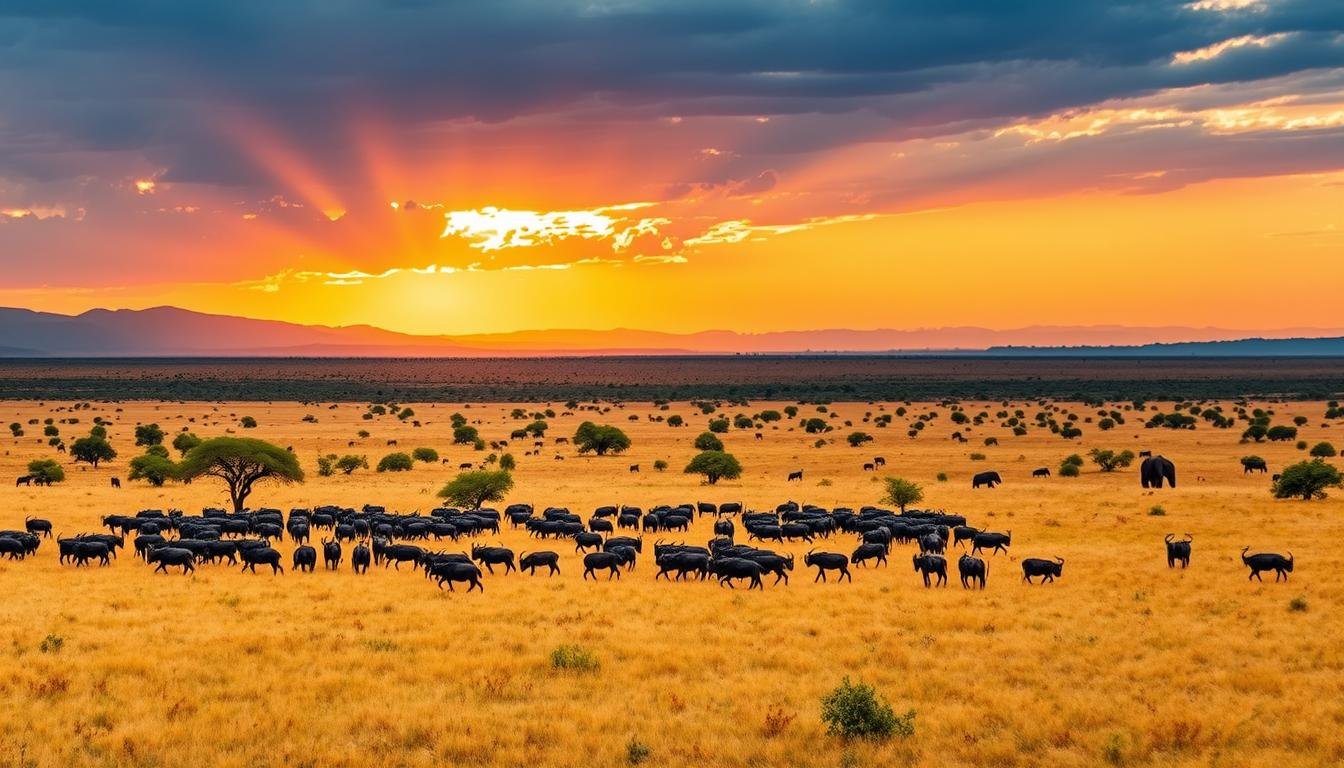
625, 738, 651, 766
1059, 463, 1080, 477
550, 645, 599, 673
377, 452, 414, 472
820, 677, 914, 741
1289, 595, 1308, 612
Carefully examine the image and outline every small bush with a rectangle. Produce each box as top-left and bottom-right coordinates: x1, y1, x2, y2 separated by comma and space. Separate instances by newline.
377, 452, 414, 472
550, 645, 599, 673
39, 634, 64, 654
1059, 463, 1080, 477
936, 472, 948, 482
762, 705, 797, 738
1149, 505, 1166, 516
968, 452, 986, 461
1289, 595, 1309, 612
820, 677, 915, 741
625, 738, 651, 765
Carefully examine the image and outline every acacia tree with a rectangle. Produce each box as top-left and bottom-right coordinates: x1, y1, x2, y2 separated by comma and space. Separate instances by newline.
1272, 459, 1343, 501
684, 450, 742, 484
573, 422, 631, 455
881, 477, 923, 512
177, 437, 304, 513
438, 470, 514, 509
71, 435, 117, 468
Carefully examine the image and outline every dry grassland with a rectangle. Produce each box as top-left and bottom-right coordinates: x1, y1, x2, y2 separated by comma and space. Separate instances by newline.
1, 398, 1341, 768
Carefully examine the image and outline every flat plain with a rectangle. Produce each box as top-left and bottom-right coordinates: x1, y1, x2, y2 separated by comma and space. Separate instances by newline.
2, 396, 1342, 768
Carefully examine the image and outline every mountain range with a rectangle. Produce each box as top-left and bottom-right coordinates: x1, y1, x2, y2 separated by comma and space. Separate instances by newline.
2, 306, 1344, 357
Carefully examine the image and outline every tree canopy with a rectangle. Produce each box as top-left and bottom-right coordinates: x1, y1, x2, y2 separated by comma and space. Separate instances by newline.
438, 470, 514, 509
134, 423, 165, 446
70, 435, 117, 468
377, 452, 414, 472
172, 432, 201, 456
1089, 448, 1136, 472
177, 437, 304, 513
694, 431, 724, 452
1272, 459, 1342, 501
129, 452, 177, 486
574, 422, 631, 455
881, 477, 923, 511
684, 450, 742, 484
27, 458, 65, 484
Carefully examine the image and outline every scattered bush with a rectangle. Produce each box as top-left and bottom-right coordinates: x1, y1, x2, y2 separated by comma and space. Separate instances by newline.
694, 431, 724, 452
377, 452, 414, 472
820, 677, 915, 741
1272, 459, 1343, 500
411, 447, 439, 464
550, 645, 599, 673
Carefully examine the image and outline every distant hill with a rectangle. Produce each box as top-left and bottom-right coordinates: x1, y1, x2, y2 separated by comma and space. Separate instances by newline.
987, 337, 1344, 356
2, 305, 1344, 357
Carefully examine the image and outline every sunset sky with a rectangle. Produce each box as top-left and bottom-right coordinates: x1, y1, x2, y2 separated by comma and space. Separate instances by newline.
1, 1, 1342, 337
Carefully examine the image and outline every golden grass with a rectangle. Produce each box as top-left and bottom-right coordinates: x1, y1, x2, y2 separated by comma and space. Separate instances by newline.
1, 398, 1341, 767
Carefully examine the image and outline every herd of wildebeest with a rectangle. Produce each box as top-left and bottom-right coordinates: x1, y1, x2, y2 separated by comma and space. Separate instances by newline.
0, 462, 1297, 588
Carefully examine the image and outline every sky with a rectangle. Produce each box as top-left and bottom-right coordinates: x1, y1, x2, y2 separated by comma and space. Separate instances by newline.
0, 0, 1342, 337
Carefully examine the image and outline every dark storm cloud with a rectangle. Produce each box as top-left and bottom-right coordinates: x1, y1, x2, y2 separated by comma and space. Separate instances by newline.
0, 0, 1340, 186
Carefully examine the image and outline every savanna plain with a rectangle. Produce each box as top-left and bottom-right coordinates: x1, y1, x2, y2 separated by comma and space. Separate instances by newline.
2, 396, 1342, 768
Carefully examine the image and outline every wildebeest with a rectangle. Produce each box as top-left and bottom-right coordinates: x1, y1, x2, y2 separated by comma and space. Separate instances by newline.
713, 519, 735, 538
971, 471, 1002, 489
148, 547, 195, 574
292, 545, 317, 572
629, 464, 639, 473
1164, 533, 1192, 568
24, 517, 52, 538
709, 557, 764, 589
862, 463, 875, 472
1021, 557, 1064, 584
351, 542, 371, 574
15, 475, 32, 487
851, 542, 888, 568
471, 545, 516, 574
656, 551, 711, 581
520, 551, 560, 576
431, 562, 484, 592
322, 538, 342, 570
873, 457, 886, 467
110, 477, 121, 489
1140, 455, 1177, 489
1032, 467, 1051, 478
805, 550, 851, 583
787, 470, 803, 482
1241, 547, 1293, 581
582, 551, 622, 580
240, 546, 284, 574
1139, 450, 1152, 457
971, 530, 1011, 556
573, 531, 604, 553
1242, 457, 1268, 473
952, 525, 979, 549
912, 553, 947, 587
958, 554, 987, 589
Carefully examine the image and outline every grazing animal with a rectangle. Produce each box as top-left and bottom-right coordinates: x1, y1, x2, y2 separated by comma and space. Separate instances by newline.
240, 546, 284, 574
971, 530, 1011, 556
912, 553, 947, 587
787, 470, 804, 482
1242, 457, 1268, 473
804, 550, 851, 583
387, 439, 398, 446
519, 551, 561, 576
292, 545, 317, 572
432, 562, 484, 592
351, 542, 371, 574
873, 457, 886, 467
1032, 467, 1051, 478
709, 557, 764, 590
110, 477, 121, 489
1138, 450, 1152, 457
471, 545, 516, 574
958, 554, 987, 589
971, 471, 1002, 489
15, 476, 32, 487
1140, 456, 1177, 489
851, 542, 888, 568
148, 547, 196, 575
323, 538, 342, 570
629, 464, 639, 473
862, 463, 875, 472
1021, 557, 1065, 584
582, 551, 622, 580
1241, 547, 1293, 582
24, 517, 52, 538
755, 432, 763, 441
1164, 534, 1192, 569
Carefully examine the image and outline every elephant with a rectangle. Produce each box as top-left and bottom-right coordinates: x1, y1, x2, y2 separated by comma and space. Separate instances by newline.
1140, 455, 1177, 489
971, 471, 1002, 489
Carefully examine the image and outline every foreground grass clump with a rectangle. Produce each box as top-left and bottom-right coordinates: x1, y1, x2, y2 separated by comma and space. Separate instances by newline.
820, 677, 915, 740
624, 737, 651, 765
550, 644, 600, 673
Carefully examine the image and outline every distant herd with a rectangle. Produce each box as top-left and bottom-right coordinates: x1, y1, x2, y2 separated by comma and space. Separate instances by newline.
0, 490, 1294, 588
